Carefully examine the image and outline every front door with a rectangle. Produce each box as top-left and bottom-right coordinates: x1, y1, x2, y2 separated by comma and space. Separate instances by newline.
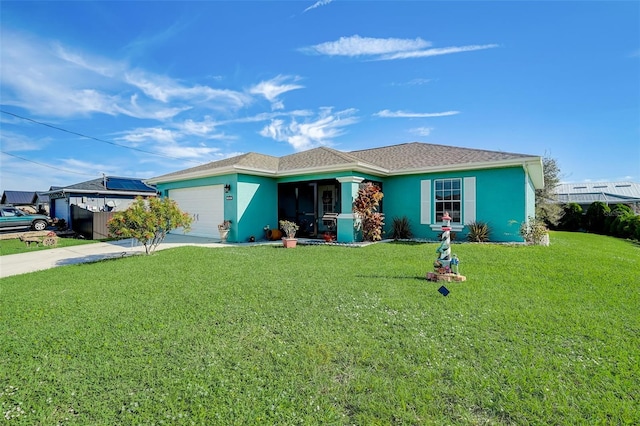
278, 180, 340, 238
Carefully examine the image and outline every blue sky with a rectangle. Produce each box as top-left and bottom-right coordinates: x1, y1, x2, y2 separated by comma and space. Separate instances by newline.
1, 1, 638, 192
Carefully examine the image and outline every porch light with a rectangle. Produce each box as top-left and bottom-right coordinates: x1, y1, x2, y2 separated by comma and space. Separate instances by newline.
224, 184, 231, 193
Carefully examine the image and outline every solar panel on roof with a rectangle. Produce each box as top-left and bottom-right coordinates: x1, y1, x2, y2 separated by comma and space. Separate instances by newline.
105, 178, 155, 192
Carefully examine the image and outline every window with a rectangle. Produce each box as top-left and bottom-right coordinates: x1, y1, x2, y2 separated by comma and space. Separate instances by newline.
434, 178, 461, 223
421, 177, 475, 228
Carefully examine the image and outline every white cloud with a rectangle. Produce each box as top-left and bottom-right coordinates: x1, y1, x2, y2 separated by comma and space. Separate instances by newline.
411, 127, 434, 136
0, 131, 49, 152
118, 127, 178, 145
374, 110, 459, 118
52, 43, 121, 78
249, 75, 304, 110
259, 107, 358, 151
124, 70, 251, 108
379, 44, 499, 60
304, 0, 333, 13
301, 35, 430, 57
156, 144, 219, 159
300, 35, 498, 60
0, 31, 250, 120
116, 126, 221, 160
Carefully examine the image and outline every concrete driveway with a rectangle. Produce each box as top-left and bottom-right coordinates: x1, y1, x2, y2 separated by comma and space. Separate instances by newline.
0, 234, 229, 279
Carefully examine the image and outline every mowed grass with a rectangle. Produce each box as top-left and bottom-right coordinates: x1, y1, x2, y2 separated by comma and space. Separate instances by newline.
1, 232, 638, 425
0, 237, 97, 256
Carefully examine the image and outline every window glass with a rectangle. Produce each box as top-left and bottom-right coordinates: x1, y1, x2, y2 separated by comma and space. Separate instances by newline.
434, 178, 462, 223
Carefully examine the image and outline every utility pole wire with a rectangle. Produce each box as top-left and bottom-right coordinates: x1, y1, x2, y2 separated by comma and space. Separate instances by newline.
1, 110, 203, 165
1, 150, 97, 177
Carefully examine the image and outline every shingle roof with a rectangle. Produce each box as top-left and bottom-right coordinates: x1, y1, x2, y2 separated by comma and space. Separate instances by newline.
279, 147, 364, 171
349, 142, 537, 171
149, 142, 542, 183
154, 152, 280, 180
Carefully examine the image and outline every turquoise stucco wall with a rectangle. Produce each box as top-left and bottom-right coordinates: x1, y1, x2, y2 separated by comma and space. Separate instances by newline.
236, 175, 278, 242
383, 166, 528, 242
157, 166, 531, 243
157, 174, 277, 243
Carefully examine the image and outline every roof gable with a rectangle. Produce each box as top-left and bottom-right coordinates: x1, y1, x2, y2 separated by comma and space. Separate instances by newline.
279, 147, 364, 171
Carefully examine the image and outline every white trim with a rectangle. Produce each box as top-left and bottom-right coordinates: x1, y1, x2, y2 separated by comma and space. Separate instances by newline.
463, 177, 476, 224
336, 176, 365, 184
420, 180, 431, 224
430, 224, 464, 232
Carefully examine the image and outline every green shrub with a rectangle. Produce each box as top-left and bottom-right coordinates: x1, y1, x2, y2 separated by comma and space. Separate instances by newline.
559, 202, 583, 231
466, 221, 490, 242
605, 204, 633, 235
633, 216, 640, 241
519, 217, 549, 245
615, 213, 636, 239
390, 216, 413, 239
585, 202, 610, 234
107, 196, 192, 255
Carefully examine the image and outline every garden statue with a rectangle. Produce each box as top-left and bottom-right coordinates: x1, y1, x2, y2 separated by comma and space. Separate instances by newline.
450, 254, 460, 275
427, 211, 466, 282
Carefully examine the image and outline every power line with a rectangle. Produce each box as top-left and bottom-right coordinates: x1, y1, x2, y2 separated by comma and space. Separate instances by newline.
1, 151, 97, 177
1, 110, 203, 165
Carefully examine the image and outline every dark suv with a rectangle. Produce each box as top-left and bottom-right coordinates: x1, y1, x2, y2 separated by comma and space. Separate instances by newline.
0, 205, 52, 231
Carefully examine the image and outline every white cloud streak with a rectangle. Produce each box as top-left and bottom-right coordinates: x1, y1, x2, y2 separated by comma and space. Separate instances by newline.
0, 31, 251, 120
374, 110, 459, 118
411, 127, 434, 136
259, 108, 358, 151
379, 44, 499, 60
300, 35, 498, 60
249, 75, 304, 110
301, 35, 430, 57
304, 0, 333, 13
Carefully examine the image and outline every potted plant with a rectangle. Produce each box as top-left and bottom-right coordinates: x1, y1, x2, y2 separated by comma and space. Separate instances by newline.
218, 220, 231, 243
279, 220, 299, 248
323, 231, 335, 242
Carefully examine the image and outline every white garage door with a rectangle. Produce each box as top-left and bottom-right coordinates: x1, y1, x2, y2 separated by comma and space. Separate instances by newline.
169, 186, 224, 238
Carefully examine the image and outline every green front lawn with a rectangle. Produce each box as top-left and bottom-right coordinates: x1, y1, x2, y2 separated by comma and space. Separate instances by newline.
0, 236, 98, 256
1, 232, 638, 424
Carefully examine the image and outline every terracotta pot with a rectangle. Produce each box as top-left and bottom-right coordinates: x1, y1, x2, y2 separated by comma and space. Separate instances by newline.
282, 238, 297, 248
267, 229, 282, 240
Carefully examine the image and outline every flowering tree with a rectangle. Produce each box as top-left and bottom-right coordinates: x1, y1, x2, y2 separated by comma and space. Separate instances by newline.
353, 182, 384, 242
107, 196, 192, 255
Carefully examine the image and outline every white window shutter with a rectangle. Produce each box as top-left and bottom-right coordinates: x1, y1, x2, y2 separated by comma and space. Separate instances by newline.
420, 180, 431, 224
464, 177, 476, 224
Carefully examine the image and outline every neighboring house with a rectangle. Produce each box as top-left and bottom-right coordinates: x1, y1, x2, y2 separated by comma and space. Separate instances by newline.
147, 142, 544, 243
554, 182, 640, 213
1, 190, 49, 213
44, 176, 157, 227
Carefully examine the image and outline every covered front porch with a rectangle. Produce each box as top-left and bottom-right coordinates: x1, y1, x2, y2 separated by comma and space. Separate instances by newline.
277, 176, 379, 243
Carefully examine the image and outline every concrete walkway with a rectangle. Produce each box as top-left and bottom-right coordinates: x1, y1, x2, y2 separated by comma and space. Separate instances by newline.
0, 234, 231, 279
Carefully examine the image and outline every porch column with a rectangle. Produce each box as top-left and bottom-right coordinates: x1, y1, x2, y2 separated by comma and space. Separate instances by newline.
336, 176, 364, 243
